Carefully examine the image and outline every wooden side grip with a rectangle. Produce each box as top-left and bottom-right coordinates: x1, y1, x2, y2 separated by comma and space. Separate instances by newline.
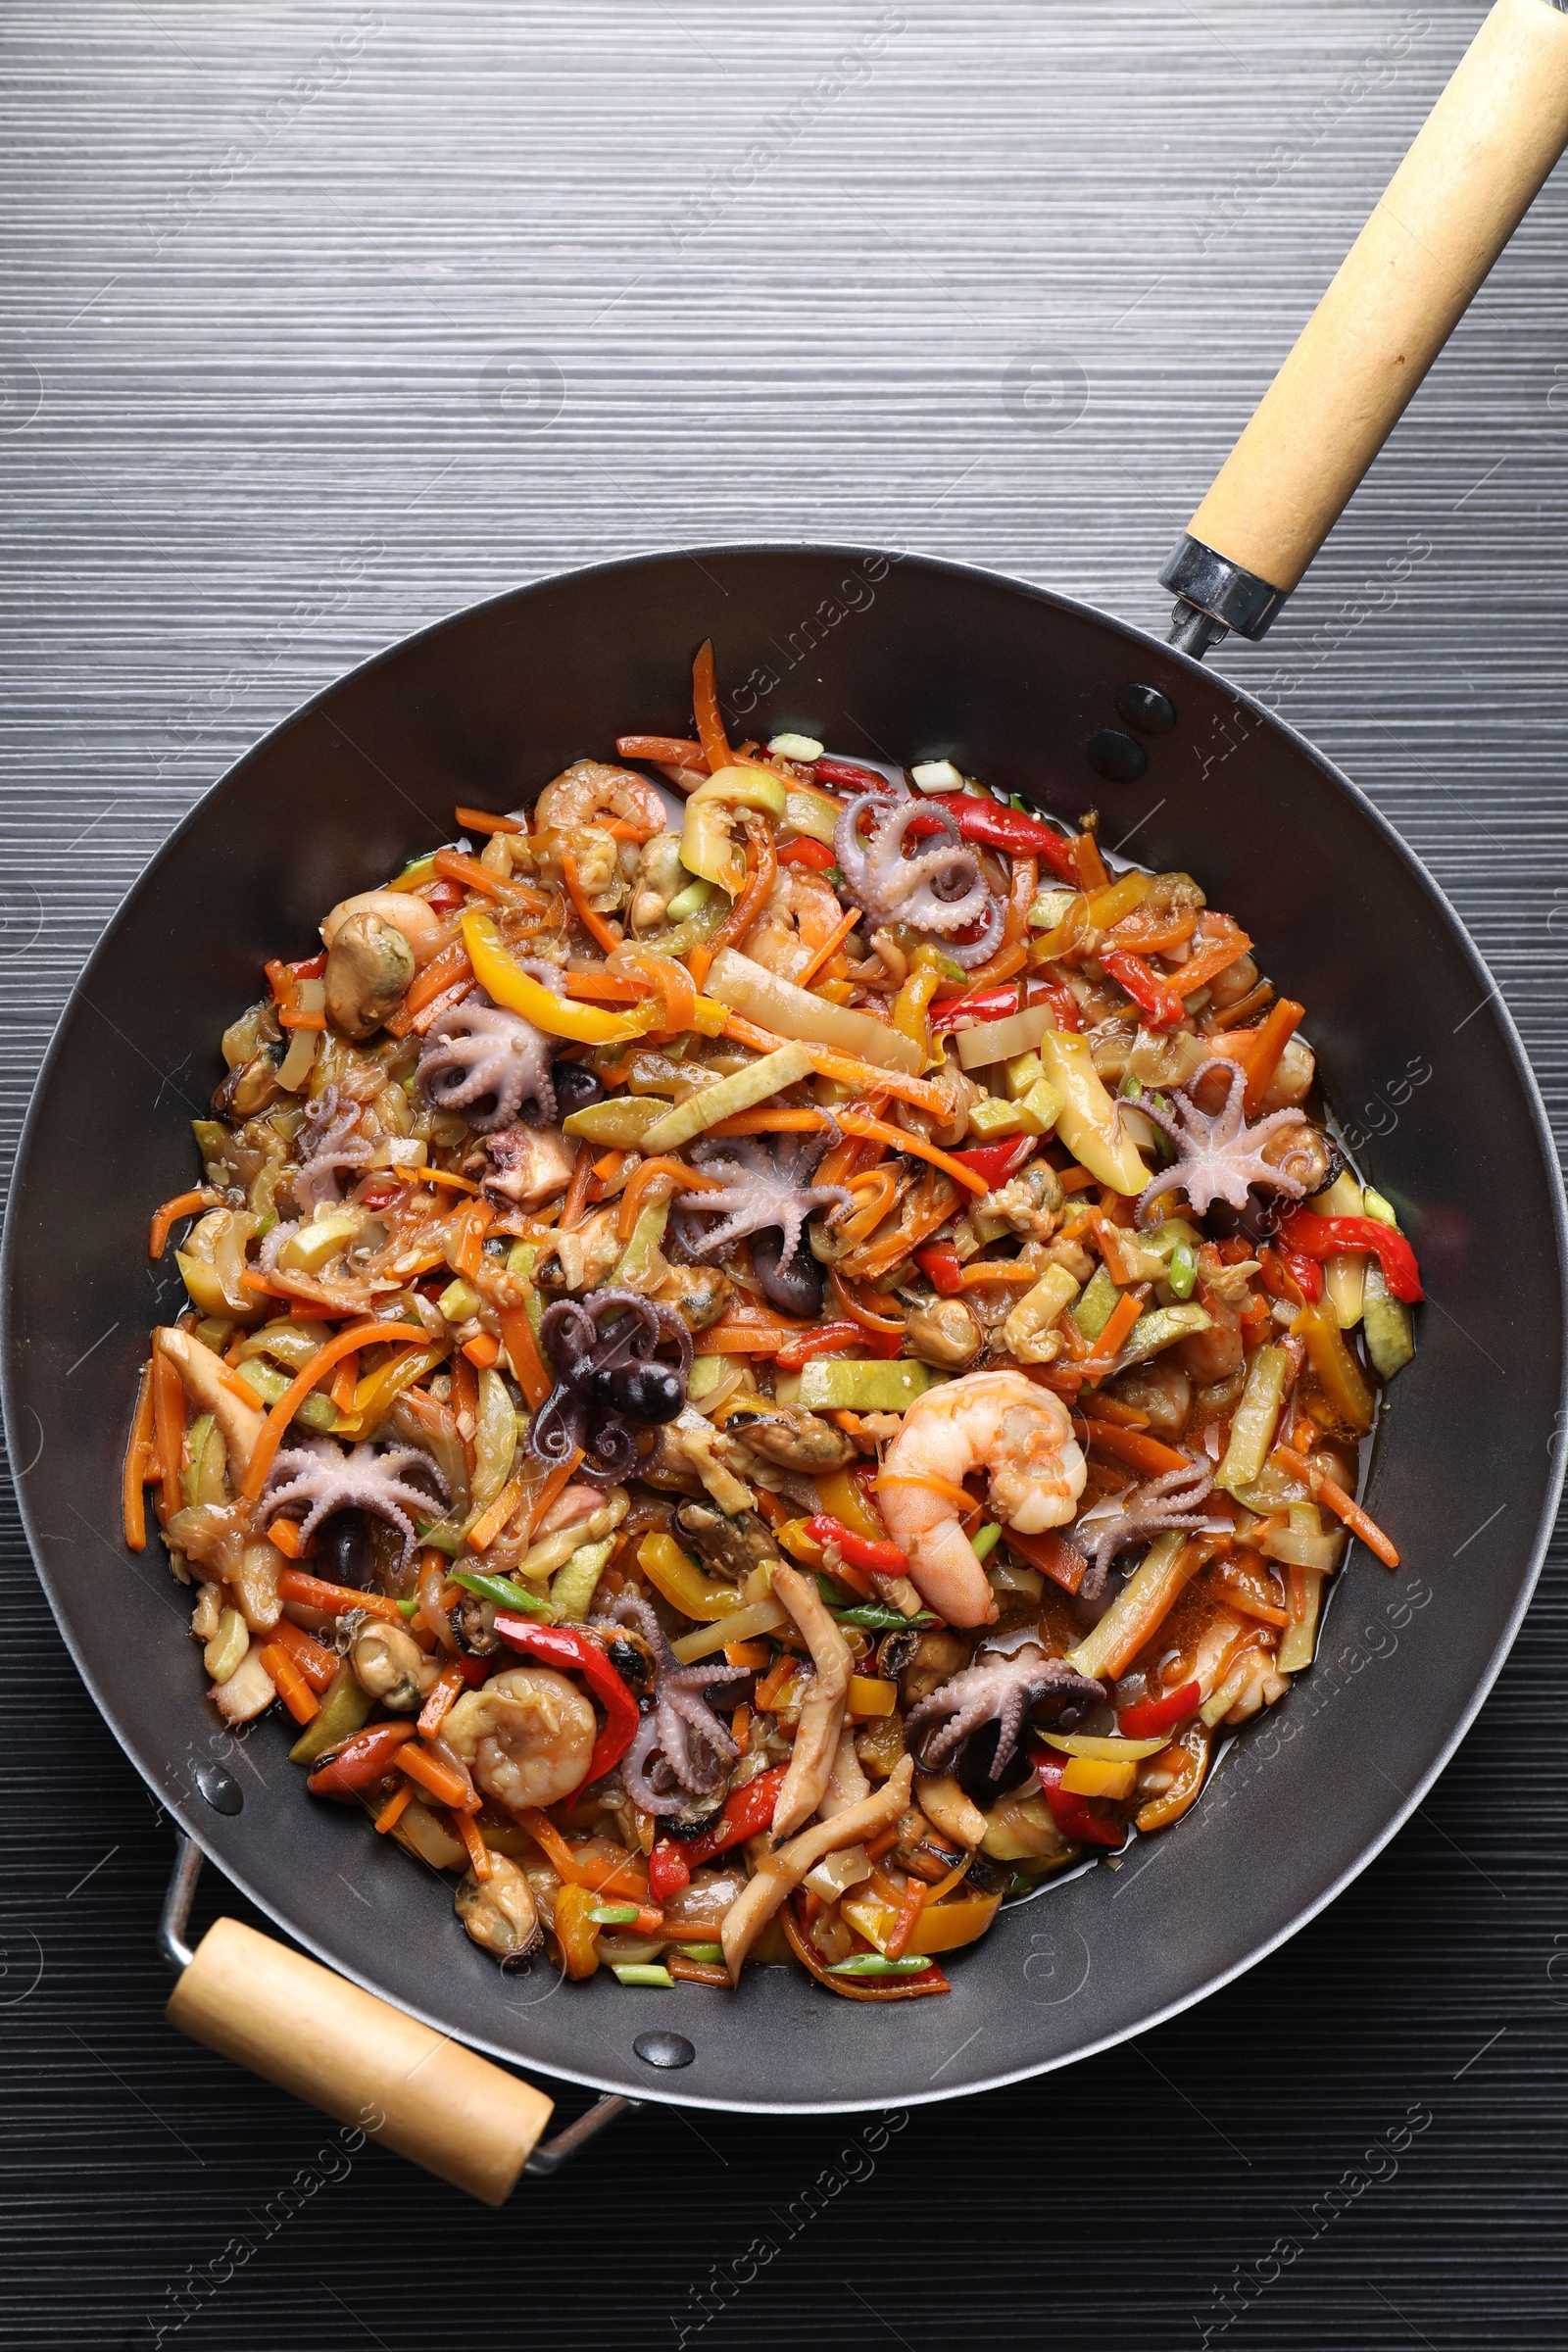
167, 1916, 554, 2205
1188, 0, 1568, 594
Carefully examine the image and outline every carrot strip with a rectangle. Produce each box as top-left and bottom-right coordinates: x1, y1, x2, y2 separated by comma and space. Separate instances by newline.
149, 1189, 218, 1259
883, 1875, 929, 1962
430, 847, 510, 902
1076, 1394, 1151, 1429
122, 1359, 156, 1550
374, 1783, 416, 1834
398, 1741, 478, 1810
1241, 998, 1304, 1119
517, 1808, 651, 1902
828, 1266, 906, 1335
1078, 1291, 1143, 1382
616, 735, 710, 769
454, 1807, 494, 1880
836, 1109, 989, 1198
876, 1470, 974, 1512
709, 819, 778, 958
686, 943, 714, 992
593, 1149, 631, 1185
615, 1154, 724, 1243
454, 806, 525, 835
417, 1661, 468, 1738
454, 1198, 495, 1279
562, 847, 623, 955
797, 902, 860, 989
385, 940, 474, 1038
266, 1517, 317, 1560
560, 1141, 597, 1234
718, 1011, 954, 1120
462, 1333, 501, 1369
1073, 1419, 1192, 1477
1002, 1523, 1088, 1594
692, 640, 732, 774
497, 1300, 552, 1411
1270, 1445, 1399, 1569
564, 970, 644, 1004
466, 1465, 526, 1553
708, 1109, 835, 1138
957, 1261, 1039, 1288
257, 1643, 319, 1725
521, 1446, 585, 1544
268, 1616, 340, 1693
276, 1566, 403, 1620
666, 1955, 731, 1987
241, 1325, 428, 1500
1170, 913, 1252, 996
953, 938, 1028, 994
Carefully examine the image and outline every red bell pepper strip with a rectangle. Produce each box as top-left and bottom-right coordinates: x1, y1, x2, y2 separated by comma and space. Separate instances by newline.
1033, 1749, 1127, 1847
776, 835, 837, 871
307, 1720, 415, 1798
914, 1244, 963, 1297
1101, 948, 1187, 1032
775, 1321, 903, 1370
930, 983, 1024, 1033
917, 793, 1080, 884
1036, 982, 1081, 1032
648, 1762, 791, 1896
813, 757, 898, 795
948, 1134, 1037, 1190
1114, 1679, 1200, 1740
1273, 1209, 1423, 1303
493, 1615, 641, 1786
805, 1515, 908, 1576
1281, 1250, 1324, 1303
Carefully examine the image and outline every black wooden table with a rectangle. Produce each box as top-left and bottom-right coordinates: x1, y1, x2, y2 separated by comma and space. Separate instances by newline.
3, 5, 1565, 2345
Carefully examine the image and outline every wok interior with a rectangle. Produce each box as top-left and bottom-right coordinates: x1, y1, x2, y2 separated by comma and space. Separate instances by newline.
8, 548, 1560, 2111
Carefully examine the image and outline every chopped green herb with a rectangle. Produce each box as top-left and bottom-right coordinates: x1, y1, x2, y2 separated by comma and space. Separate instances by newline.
612, 1964, 674, 1988
450, 1569, 555, 1621
826, 1953, 934, 1978
589, 1904, 641, 1926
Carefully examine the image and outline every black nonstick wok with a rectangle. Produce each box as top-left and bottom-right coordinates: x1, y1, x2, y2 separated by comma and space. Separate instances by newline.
6, 1, 1568, 2199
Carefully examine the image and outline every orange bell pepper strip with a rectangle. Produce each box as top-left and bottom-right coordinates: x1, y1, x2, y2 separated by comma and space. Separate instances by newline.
691, 639, 732, 774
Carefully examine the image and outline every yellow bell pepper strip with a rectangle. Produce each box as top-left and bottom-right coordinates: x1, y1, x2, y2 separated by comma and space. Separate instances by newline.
1036, 1730, 1172, 1761
813, 1464, 892, 1544
1134, 1720, 1210, 1834
337, 1342, 448, 1440
1290, 1297, 1376, 1433
637, 1531, 746, 1622
1035, 1031, 1150, 1194
556, 1884, 613, 1974
847, 1675, 899, 1719
1058, 1755, 1137, 1800
1214, 1344, 1291, 1494
462, 910, 650, 1046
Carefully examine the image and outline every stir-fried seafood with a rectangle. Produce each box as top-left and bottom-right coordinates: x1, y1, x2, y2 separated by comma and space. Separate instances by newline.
126, 640, 1421, 2001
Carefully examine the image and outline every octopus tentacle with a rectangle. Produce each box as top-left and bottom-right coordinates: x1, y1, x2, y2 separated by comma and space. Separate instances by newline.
416, 986, 561, 1133
832, 794, 1004, 969
261, 1433, 449, 1570
672, 1130, 849, 1312
601, 1595, 739, 1812
291, 1087, 372, 1214
905, 1646, 1105, 1783
1071, 1460, 1231, 1599
1136, 1058, 1308, 1228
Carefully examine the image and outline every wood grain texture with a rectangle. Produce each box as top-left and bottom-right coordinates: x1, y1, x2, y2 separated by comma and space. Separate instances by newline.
1, 3, 1565, 2347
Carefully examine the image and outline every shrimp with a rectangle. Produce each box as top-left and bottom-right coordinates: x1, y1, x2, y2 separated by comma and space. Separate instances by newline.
879, 1368, 1087, 1628
743, 863, 846, 983
444, 1666, 597, 1812
534, 758, 667, 843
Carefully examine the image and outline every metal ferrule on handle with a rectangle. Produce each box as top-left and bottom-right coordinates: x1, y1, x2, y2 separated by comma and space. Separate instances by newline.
159, 1835, 631, 2202
1163, 0, 1568, 646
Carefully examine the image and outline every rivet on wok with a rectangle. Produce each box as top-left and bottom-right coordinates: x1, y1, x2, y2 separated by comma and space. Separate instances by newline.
634, 2030, 696, 2070
1086, 727, 1149, 783
193, 1760, 243, 1815
1114, 682, 1177, 735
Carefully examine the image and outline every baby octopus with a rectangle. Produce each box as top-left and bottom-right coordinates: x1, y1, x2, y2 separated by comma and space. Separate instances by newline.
260, 1433, 448, 1570
669, 1131, 850, 1316
417, 979, 563, 1131
834, 792, 1004, 968
597, 1592, 739, 1815
1136, 1057, 1308, 1228
880, 1368, 1087, 1628
906, 1626, 1105, 1788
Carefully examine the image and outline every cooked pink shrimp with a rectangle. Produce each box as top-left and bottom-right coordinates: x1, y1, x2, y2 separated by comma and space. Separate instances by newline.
743, 863, 846, 983
879, 1368, 1087, 1628
534, 758, 667, 843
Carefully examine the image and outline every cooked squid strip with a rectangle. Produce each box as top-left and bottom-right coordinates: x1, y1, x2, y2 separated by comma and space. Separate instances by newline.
721, 1754, 913, 1983
155, 1327, 265, 1483
769, 1563, 854, 1841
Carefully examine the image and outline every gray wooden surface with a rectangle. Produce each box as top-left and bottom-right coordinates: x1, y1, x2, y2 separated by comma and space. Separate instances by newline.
3, 4, 1566, 2346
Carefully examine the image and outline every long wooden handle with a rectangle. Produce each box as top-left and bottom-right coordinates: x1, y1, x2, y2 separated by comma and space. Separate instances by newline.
1187, 0, 1568, 596
167, 1917, 555, 2204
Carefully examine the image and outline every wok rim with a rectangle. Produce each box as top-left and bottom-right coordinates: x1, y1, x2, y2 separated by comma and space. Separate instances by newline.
5, 538, 1564, 2115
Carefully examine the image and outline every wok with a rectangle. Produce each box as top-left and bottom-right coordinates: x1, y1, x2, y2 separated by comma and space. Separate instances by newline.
6, 0, 1568, 2199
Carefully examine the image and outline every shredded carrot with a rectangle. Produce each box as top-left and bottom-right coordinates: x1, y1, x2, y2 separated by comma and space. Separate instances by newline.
1241, 997, 1304, 1118
1079, 1290, 1143, 1382
462, 1332, 501, 1369
276, 1566, 403, 1621
412, 1166, 483, 1196
883, 1874, 929, 1961
709, 818, 779, 958
730, 1702, 752, 1753
385, 940, 475, 1038
707, 1109, 834, 1138
454, 1807, 494, 1880
151, 1351, 185, 1524
257, 1643, 319, 1725
1170, 913, 1252, 996
755, 1653, 804, 1711
517, 1807, 652, 1902
1072, 832, 1110, 893
241, 1324, 428, 1501
454, 806, 525, 835
828, 1266, 906, 1335
1002, 1524, 1088, 1594
687, 943, 714, 992
616, 1153, 723, 1243
398, 1741, 477, 1810
1076, 1393, 1151, 1429
466, 1465, 526, 1554
864, 1824, 903, 1864
616, 734, 710, 769
666, 1954, 730, 1987
719, 1010, 954, 1120
329, 1352, 360, 1413
564, 970, 644, 1004
1074, 1419, 1192, 1477
955, 938, 1028, 993
266, 1517, 317, 1560
374, 1783, 416, 1835
122, 1359, 156, 1550
417, 1661, 468, 1738
560, 1140, 597, 1233
691, 640, 732, 774
453, 1198, 494, 1279
876, 1470, 975, 1512
521, 1446, 585, 1545
796, 902, 860, 988
149, 1189, 218, 1259
836, 1109, 989, 1199
593, 1149, 630, 1186
430, 847, 513, 902
562, 846, 624, 955
1270, 1444, 1399, 1568
957, 1260, 1039, 1287
497, 1300, 552, 1411
268, 1616, 339, 1692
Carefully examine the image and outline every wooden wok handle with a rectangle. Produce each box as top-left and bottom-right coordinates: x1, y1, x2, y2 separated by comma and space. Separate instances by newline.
1165, 0, 1568, 635
167, 1916, 555, 2204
